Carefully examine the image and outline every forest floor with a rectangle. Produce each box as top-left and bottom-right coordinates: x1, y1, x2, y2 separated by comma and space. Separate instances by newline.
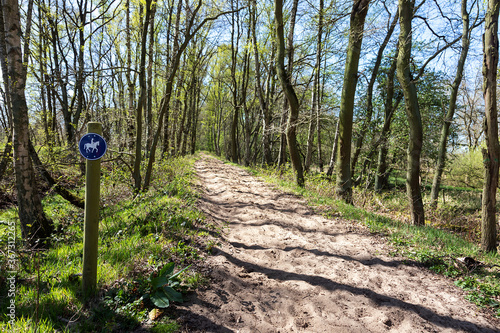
175, 154, 500, 333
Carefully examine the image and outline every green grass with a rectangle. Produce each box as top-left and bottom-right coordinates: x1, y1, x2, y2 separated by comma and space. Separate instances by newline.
0, 155, 217, 332
249, 163, 500, 317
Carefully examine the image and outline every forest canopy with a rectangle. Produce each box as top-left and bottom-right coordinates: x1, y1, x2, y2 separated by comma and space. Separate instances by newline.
0, 0, 497, 252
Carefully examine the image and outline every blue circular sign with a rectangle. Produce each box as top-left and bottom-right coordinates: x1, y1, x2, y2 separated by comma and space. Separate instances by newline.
79, 133, 107, 160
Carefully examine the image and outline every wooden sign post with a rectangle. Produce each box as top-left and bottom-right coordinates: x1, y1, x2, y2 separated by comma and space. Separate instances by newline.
79, 122, 107, 297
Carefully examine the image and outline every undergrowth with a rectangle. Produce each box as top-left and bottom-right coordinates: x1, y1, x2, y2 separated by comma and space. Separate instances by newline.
0, 155, 215, 332
252, 164, 500, 318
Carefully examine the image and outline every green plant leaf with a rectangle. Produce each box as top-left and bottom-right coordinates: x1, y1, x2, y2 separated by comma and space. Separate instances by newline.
169, 264, 191, 280
162, 286, 184, 303
151, 276, 169, 289
150, 290, 171, 308
159, 262, 176, 277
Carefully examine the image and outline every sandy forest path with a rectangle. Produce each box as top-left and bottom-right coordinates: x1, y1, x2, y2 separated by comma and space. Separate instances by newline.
176, 154, 499, 332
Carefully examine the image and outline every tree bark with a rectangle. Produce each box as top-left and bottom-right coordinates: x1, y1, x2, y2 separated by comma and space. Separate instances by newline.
2, 0, 54, 246
132, 0, 153, 193
397, 0, 425, 226
47, 6, 70, 145
351, 9, 398, 178
375, 52, 398, 191
275, 0, 304, 187
316, 0, 325, 173
0, 0, 11, 128
326, 120, 339, 177
29, 142, 84, 209
146, 4, 156, 153
126, 0, 135, 152
304, 0, 324, 173
430, 0, 471, 207
250, 0, 272, 166
481, 0, 499, 253
230, 1, 240, 164
335, 0, 370, 203
277, 0, 298, 169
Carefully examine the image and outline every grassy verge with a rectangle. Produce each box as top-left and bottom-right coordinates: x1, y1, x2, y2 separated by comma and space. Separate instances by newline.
247, 164, 500, 318
0, 155, 216, 332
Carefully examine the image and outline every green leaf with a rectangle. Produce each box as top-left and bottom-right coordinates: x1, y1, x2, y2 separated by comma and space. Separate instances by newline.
151, 276, 169, 289
169, 264, 191, 280
159, 262, 175, 277
150, 290, 170, 308
162, 286, 184, 303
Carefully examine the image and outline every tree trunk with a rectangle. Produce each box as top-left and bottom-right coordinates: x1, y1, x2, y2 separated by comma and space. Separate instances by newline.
47, 8, 70, 145
229, 0, 239, 163
397, 0, 425, 226
277, 0, 298, 169
29, 142, 84, 208
146, 4, 156, 153
430, 0, 471, 207
316, 1, 324, 173
335, 0, 370, 203
0, 1, 11, 128
351, 9, 398, 178
326, 120, 339, 177
481, 0, 499, 253
375, 52, 398, 191
0, 134, 12, 182
251, 0, 272, 166
2, 0, 54, 246
132, 0, 153, 193
305, 0, 325, 173
72, 1, 86, 146
126, 0, 135, 152
275, 0, 303, 187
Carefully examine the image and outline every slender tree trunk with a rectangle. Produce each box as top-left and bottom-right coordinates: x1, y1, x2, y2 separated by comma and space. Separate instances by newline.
38, 3, 50, 146
230, 1, 240, 164
48, 10, 70, 145
351, 9, 398, 178
430, 0, 471, 207
146, 4, 156, 153
278, 0, 299, 169
0, 134, 12, 182
0, 1, 11, 127
316, 0, 325, 173
335, 0, 370, 203
126, 0, 135, 152
305, 0, 325, 173
326, 120, 339, 177
397, 0, 425, 226
481, 0, 499, 253
177, 78, 189, 154
72, 1, 86, 146
275, 0, 303, 186
162, 0, 183, 156
251, 0, 272, 166
277, 99, 288, 168
2, 0, 53, 246
239, 31, 251, 165
132, 0, 153, 192
190, 77, 202, 155
375, 53, 398, 191
305, 84, 317, 173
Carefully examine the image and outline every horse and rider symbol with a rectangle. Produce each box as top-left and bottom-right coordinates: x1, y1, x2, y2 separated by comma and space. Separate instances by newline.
79, 133, 107, 160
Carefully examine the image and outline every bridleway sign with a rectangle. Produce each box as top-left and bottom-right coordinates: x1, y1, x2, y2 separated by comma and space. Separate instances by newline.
79, 133, 107, 160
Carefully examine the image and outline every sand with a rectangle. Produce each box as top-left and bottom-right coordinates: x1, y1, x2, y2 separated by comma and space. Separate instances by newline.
175, 154, 499, 333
